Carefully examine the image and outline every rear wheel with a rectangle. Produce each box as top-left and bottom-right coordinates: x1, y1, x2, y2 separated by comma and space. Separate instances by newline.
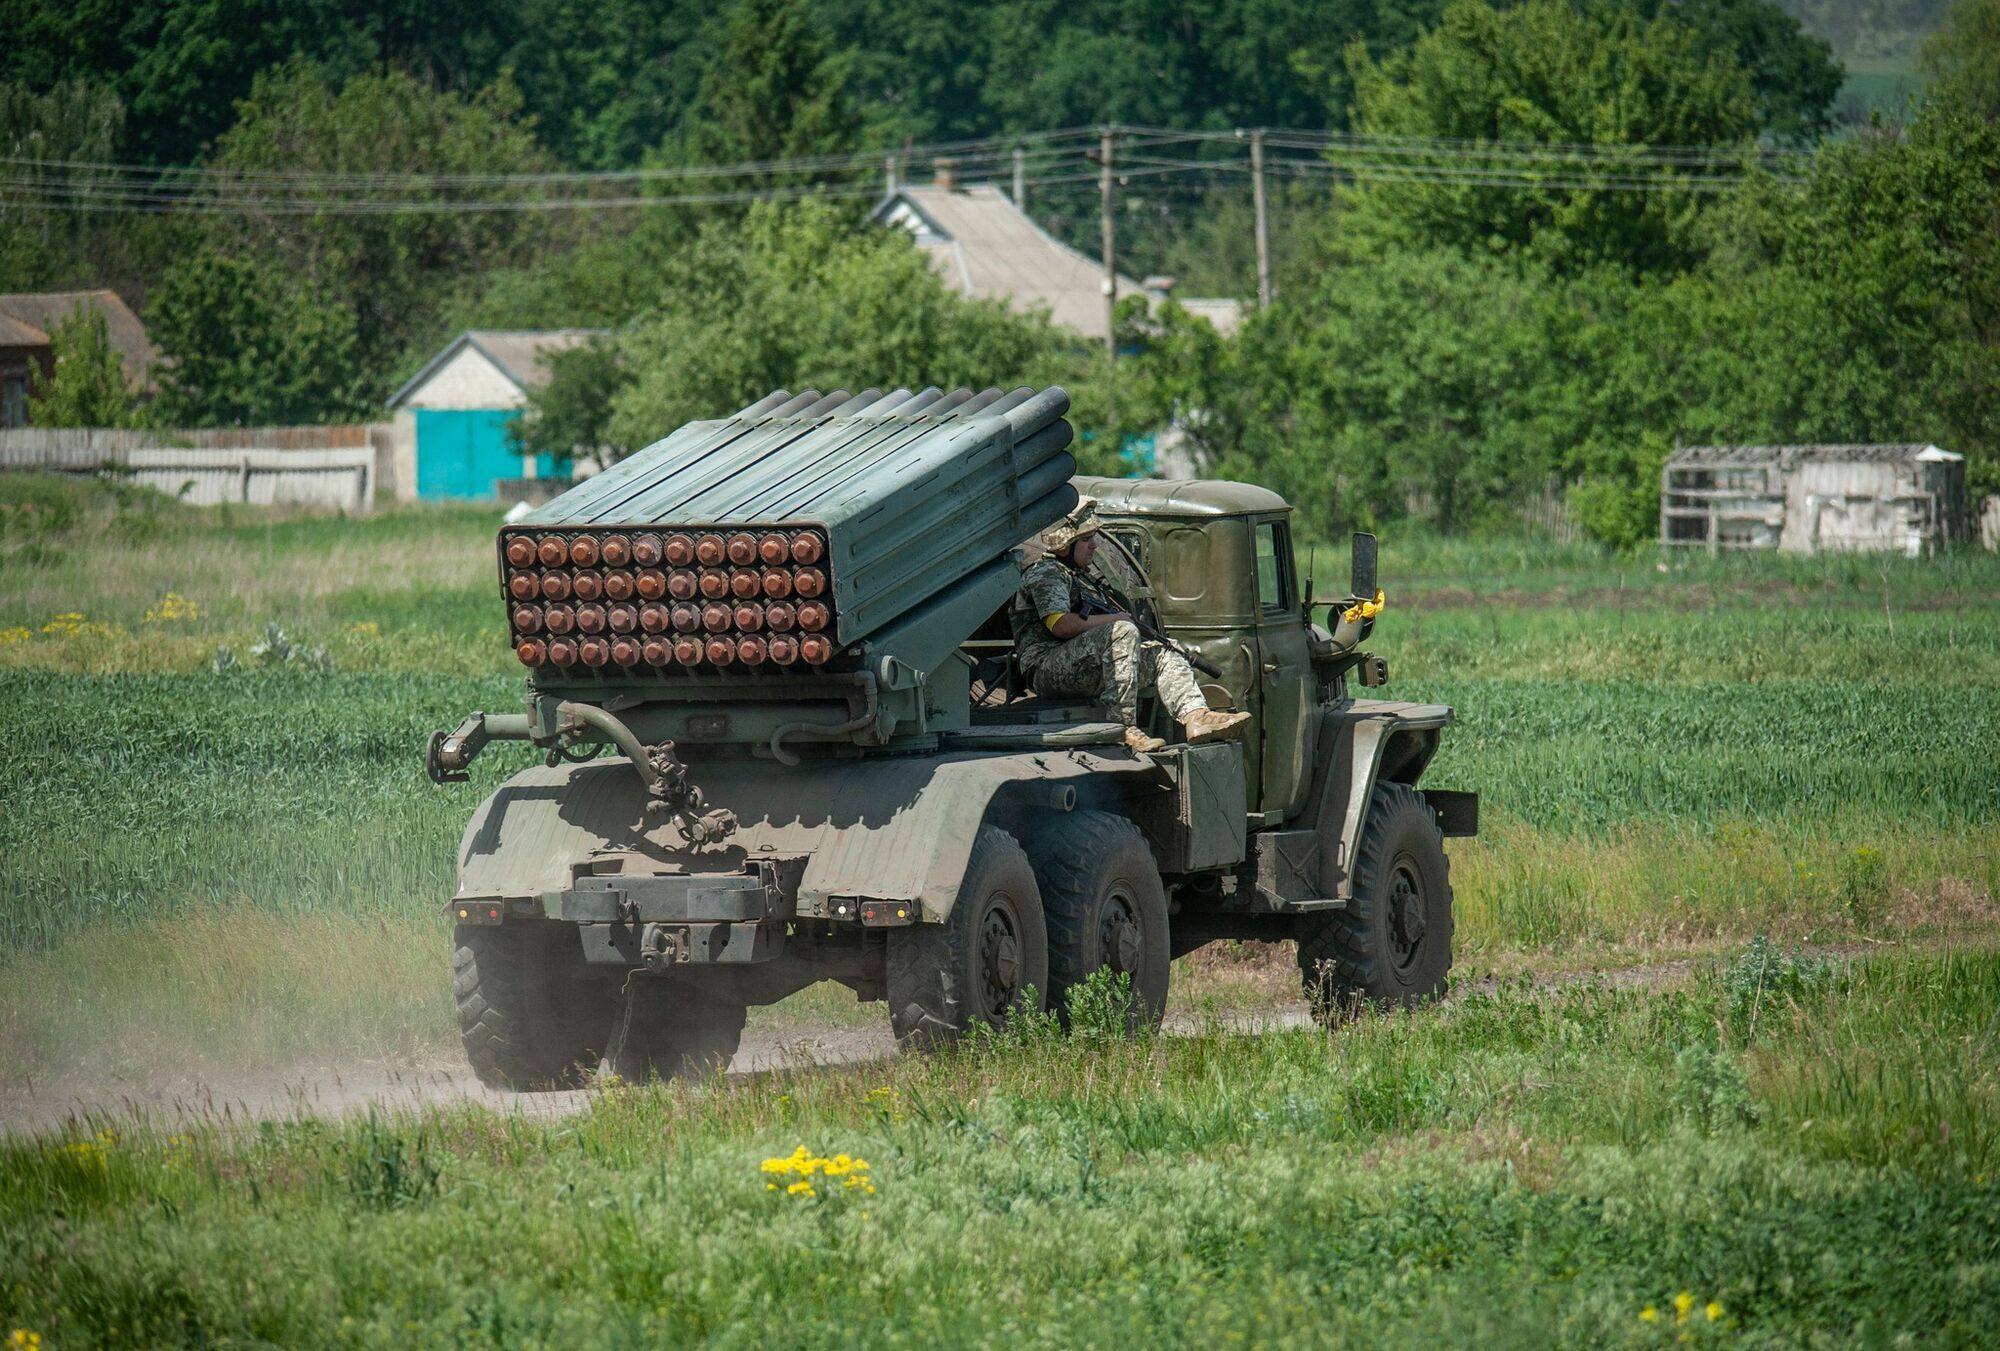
1030, 811, 1170, 1032
454, 923, 617, 1090
1296, 782, 1454, 1021
888, 825, 1048, 1047
605, 981, 747, 1084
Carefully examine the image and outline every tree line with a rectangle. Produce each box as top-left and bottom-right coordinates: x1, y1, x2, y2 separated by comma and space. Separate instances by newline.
1, 0, 1993, 544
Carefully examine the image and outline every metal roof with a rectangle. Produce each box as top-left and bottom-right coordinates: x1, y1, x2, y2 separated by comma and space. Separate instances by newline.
1079, 475, 1290, 517
0, 290, 158, 391
386, 329, 607, 408
1667, 443, 1962, 466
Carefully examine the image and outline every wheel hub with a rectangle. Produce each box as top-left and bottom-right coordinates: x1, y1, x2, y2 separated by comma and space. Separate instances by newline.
1100, 885, 1144, 975
981, 904, 1021, 1014
1388, 858, 1426, 969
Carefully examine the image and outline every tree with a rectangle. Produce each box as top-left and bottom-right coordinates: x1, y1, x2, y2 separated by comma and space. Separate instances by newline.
601, 203, 1073, 449
1341, 0, 1761, 275
509, 338, 632, 469
146, 248, 370, 426
25, 304, 137, 428
1922, 0, 2000, 124
675, 0, 859, 176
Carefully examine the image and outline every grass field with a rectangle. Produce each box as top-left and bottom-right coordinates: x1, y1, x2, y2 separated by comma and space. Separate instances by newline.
1, 474, 1996, 1343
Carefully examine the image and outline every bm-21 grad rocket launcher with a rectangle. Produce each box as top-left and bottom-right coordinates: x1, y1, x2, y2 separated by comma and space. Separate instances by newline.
427, 386, 1078, 818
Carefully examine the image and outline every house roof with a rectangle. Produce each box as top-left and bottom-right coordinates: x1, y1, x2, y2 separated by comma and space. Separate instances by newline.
0, 290, 158, 391
1668, 443, 1963, 466
872, 184, 1189, 342
387, 329, 608, 408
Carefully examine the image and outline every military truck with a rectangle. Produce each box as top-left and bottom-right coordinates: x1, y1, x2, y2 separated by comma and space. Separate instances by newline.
427, 387, 1476, 1086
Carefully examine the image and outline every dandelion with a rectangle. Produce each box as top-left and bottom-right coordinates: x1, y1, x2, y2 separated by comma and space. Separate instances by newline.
7, 1329, 42, 1351
1639, 1306, 1659, 1324
1705, 1302, 1723, 1323
761, 1145, 876, 1198
142, 591, 201, 624
0, 626, 28, 644
1674, 1291, 1694, 1323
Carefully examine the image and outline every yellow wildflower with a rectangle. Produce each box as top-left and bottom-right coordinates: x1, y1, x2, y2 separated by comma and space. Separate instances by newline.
0, 626, 29, 644
142, 591, 201, 624
1705, 1302, 1723, 1323
7, 1329, 43, 1351
1639, 1306, 1659, 1324
345, 620, 380, 636
1674, 1291, 1694, 1322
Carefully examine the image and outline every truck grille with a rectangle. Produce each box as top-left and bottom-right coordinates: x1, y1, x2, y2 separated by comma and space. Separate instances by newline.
500, 527, 834, 672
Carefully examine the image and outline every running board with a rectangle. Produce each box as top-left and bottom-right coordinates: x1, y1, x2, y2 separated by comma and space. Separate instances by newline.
1277, 898, 1348, 913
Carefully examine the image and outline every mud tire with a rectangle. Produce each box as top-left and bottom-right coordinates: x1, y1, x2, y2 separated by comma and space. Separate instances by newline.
1296, 782, 1453, 1022
454, 924, 616, 1090
888, 825, 1048, 1048
606, 982, 748, 1084
1029, 811, 1170, 1031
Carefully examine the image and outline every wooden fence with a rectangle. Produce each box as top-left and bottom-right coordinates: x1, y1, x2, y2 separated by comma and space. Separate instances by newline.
0, 425, 388, 511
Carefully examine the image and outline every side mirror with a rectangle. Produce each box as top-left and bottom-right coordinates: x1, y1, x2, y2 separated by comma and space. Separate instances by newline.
1350, 532, 1378, 599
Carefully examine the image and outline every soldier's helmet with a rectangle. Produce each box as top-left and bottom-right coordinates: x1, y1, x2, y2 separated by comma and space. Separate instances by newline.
1040, 497, 1102, 553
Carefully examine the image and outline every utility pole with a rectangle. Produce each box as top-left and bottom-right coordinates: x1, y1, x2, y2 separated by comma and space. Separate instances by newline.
1251, 128, 1271, 309
884, 152, 898, 197
1100, 127, 1117, 357
1012, 144, 1026, 209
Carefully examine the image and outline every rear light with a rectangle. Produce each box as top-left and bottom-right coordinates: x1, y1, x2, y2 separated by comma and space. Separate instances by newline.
568, 535, 600, 567
631, 533, 663, 567
538, 535, 568, 567
516, 639, 547, 666
540, 572, 571, 602
603, 571, 635, 601
599, 536, 632, 568
571, 571, 603, 602
726, 532, 758, 566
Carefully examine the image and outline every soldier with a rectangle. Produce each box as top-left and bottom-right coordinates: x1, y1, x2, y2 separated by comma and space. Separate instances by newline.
1012, 499, 1252, 753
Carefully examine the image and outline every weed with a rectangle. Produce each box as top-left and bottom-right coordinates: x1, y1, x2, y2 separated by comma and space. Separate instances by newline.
340, 1115, 442, 1210
1723, 936, 1836, 1042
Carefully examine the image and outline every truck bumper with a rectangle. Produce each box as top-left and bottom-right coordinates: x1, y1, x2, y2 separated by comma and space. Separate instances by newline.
448, 870, 792, 967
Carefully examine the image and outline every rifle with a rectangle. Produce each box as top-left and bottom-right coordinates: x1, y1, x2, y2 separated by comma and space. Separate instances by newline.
1070, 565, 1225, 679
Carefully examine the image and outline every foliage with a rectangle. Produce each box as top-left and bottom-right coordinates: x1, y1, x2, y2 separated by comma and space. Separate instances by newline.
145, 248, 370, 427
508, 338, 632, 469
672, 0, 860, 182
22, 304, 136, 429
602, 203, 1077, 447
1342, 0, 1761, 275
1921, 0, 2000, 125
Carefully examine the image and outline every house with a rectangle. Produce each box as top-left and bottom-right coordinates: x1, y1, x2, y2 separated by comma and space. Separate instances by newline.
1660, 443, 1968, 555
869, 172, 1242, 345
0, 290, 158, 427
385, 329, 605, 501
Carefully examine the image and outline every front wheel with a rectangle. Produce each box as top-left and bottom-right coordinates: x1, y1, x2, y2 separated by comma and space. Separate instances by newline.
888, 825, 1048, 1048
1296, 782, 1454, 1021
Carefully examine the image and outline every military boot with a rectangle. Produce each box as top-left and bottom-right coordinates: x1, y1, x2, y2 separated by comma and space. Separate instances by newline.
1122, 725, 1167, 753
1183, 709, 1251, 745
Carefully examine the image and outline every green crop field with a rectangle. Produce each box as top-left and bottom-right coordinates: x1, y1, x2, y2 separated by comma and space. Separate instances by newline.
2, 474, 1996, 1344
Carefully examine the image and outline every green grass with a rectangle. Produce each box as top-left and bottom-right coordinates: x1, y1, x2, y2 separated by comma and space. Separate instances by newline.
2, 945, 1995, 1345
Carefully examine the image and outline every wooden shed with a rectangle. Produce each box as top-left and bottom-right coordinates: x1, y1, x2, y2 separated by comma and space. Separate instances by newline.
1660, 443, 1967, 555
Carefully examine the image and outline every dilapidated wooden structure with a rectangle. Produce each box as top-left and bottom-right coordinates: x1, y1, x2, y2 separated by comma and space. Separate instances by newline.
1660, 443, 1967, 555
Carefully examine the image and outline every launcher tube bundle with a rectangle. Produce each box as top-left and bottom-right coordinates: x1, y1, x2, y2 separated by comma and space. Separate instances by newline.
496, 386, 1076, 741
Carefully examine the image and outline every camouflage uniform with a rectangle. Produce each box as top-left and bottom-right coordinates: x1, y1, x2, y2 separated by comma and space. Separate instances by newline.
1010, 557, 1205, 727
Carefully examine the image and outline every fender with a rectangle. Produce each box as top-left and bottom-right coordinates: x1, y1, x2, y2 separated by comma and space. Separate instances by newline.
1298, 699, 1458, 900
454, 748, 1164, 923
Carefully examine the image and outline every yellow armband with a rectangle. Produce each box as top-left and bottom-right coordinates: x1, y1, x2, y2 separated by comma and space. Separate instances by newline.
1042, 613, 1067, 633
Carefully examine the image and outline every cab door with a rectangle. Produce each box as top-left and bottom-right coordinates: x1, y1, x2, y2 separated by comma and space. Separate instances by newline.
1251, 516, 1315, 817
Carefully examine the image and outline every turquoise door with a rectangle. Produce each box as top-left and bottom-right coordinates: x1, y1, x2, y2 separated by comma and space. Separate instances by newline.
415, 408, 522, 500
